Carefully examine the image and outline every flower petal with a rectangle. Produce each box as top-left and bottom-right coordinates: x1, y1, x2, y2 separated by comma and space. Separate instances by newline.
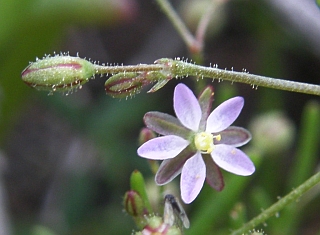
137, 135, 190, 160
206, 96, 244, 133
211, 144, 255, 176
214, 126, 251, 147
155, 146, 197, 185
180, 152, 206, 204
202, 154, 224, 191
174, 83, 201, 131
144, 111, 191, 139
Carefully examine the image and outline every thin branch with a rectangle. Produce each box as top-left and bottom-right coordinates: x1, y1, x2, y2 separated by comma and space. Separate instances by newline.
155, 0, 196, 50
94, 64, 163, 74
168, 59, 320, 96
230, 171, 320, 235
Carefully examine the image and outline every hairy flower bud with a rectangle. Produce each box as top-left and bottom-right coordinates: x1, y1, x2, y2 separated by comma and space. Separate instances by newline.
21, 55, 96, 93
105, 72, 152, 98
105, 69, 172, 98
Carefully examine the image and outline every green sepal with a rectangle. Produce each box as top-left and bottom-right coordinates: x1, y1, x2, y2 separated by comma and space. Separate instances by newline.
145, 71, 171, 93
144, 112, 192, 139
198, 85, 214, 131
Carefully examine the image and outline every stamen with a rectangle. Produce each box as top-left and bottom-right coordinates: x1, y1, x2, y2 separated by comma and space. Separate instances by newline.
215, 134, 221, 142
194, 132, 222, 154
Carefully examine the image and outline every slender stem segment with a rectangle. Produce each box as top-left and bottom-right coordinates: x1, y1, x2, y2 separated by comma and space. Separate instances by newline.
168, 59, 320, 96
155, 0, 196, 49
94, 64, 163, 74
230, 171, 320, 235
96, 59, 320, 96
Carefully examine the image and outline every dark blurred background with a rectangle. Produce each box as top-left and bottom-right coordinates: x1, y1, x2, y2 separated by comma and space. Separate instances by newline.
0, 0, 319, 234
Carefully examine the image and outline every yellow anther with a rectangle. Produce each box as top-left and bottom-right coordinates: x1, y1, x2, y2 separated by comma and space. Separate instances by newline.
194, 132, 214, 154
194, 132, 222, 154
214, 134, 221, 142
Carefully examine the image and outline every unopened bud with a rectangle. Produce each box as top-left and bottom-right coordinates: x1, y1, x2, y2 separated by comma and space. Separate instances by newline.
124, 190, 146, 217
105, 69, 172, 98
21, 55, 96, 93
139, 128, 156, 145
105, 72, 152, 98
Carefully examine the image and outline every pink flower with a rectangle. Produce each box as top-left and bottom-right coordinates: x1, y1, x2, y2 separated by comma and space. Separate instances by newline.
137, 83, 255, 203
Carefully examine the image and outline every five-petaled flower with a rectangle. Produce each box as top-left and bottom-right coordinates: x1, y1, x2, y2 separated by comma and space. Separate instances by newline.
137, 83, 255, 203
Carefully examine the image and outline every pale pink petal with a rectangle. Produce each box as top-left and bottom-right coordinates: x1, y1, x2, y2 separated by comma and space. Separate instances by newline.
206, 97, 244, 133
211, 144, 255, 176
137, 135, 190, 160
174, 83, 201, 131
180, 152, 206, 204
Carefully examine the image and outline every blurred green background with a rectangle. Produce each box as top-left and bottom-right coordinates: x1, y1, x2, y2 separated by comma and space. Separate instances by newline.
0, 0, 319, 234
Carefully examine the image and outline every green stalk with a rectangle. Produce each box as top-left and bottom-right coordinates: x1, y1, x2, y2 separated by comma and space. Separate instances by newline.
230, 171, 320, 235
168, 59, 320, 96
155, 0, 195, 50
270, 101, 320, 234
94, 64, 163, 74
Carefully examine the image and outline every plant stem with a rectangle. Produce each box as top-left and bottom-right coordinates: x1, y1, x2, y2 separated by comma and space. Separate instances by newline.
170, 59, 320, 96
94, 64, 163, 74
230, 171, 320, 235
195, 0, 226, 53
95, 59, 320, 96
155, 0, 196, 51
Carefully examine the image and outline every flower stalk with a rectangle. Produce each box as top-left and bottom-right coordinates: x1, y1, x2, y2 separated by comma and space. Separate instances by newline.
156, 58, 320, 96
94, 63, 163, 74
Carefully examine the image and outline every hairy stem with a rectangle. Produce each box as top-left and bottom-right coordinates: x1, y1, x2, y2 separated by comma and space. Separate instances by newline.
169, 59, 320, 96
94, 64, 163, 74
230, 171, 320, 235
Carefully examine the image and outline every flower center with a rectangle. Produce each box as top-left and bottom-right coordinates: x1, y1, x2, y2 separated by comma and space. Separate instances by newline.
194, 132, 221, 154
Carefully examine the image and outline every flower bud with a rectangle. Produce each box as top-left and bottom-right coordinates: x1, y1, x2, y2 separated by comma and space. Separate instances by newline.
105, 72, 152, 98
104, 70, 172, 98
124, 190, 146, 217
21, 55, 96, 93
139, 128, 156, 145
